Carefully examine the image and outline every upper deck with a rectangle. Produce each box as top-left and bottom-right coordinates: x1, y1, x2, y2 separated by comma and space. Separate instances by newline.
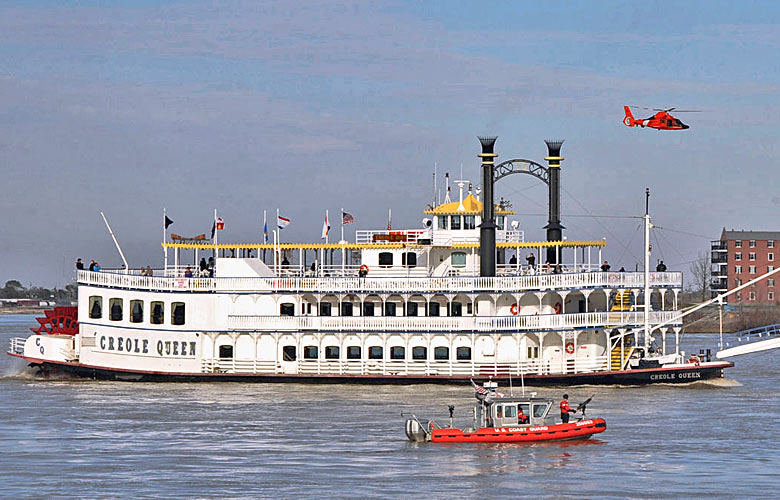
77, 269, 683, 294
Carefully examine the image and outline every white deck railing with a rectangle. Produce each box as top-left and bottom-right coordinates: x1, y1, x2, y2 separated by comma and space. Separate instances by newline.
8, 337, 26, 355
227, 311, 680, 332
197, 356, 611, 376
77, 270, 682, 294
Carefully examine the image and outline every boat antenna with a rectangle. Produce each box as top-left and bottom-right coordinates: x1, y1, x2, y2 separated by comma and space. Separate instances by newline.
643, 188, 652, 354
100, 211, 129, 273
433, 162, 437, 208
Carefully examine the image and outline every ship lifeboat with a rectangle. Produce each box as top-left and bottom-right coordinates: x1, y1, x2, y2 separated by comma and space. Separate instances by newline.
405, 381, 606, 444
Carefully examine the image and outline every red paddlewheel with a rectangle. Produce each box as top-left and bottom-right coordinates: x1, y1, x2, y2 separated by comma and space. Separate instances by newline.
30, 306, 79, 336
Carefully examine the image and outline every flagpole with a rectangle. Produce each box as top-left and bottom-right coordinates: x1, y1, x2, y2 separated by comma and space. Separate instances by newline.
214, 208, 218, 256
163, 207, 168, 274
326, 209, 329, 244
341, 207, 345, 243
263, 210, 267, 262
277, 208, 281, 246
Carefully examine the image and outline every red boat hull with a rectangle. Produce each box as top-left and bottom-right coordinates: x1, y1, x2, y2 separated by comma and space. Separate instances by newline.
430, 418, 606, 443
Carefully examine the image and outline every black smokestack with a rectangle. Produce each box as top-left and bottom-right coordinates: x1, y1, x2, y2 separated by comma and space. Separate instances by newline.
543, 140, 565, 265
478, 136, 498, 277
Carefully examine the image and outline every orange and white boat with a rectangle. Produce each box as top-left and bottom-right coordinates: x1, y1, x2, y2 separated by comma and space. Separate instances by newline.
404, 381, 606, 443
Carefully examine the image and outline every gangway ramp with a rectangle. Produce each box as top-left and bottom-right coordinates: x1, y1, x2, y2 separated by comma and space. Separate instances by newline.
716, 323, 780, 359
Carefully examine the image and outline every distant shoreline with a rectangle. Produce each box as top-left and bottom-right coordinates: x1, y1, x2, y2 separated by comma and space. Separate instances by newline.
0, 307, 48, 315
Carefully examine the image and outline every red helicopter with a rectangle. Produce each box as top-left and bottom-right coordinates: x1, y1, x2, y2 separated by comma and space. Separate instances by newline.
623, 105, 699, 130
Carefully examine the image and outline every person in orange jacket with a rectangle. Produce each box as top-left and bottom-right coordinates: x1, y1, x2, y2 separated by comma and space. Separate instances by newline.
560, 394, 577, 423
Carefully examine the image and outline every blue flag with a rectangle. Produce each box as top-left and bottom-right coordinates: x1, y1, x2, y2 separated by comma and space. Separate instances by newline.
264, 221, 269, 243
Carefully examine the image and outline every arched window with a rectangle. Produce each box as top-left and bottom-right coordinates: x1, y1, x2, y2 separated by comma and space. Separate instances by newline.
109, 298, 123, 321
325, 346, 340, 359
368, 346, 383, 359
89, 296, 102, 319
150, 301, 164, 324
434, 346, 449, 360
390, 346, 405, 360
412, 346, 427, 360
171, 302, 185, 325
402, 252, 417, 267
456, 346, 472, 360
280, 303, 295, 316
130, 300, 143, 323
303, 346, 318, 359
346, 346, 361, 360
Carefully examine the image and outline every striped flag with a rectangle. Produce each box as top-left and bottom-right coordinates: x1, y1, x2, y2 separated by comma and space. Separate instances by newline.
278, 215, 290, 229
321, 213, 330, 239
470, 379, 489, 395
342, 211, 354, 225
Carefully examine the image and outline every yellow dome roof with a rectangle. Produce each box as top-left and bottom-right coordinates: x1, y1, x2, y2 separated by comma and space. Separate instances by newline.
424, 193, 514, 215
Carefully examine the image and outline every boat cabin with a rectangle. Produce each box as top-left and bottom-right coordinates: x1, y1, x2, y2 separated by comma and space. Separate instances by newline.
477, 396, 555, 428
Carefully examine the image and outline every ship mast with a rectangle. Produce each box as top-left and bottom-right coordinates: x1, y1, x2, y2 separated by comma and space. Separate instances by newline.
643, 188, 652, 354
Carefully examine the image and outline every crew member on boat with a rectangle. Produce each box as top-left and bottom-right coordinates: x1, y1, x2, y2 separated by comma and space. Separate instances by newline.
560, 394, 576, 423
518, 406, 529, 424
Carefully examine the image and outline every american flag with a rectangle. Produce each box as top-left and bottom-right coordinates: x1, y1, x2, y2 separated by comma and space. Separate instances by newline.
342, 211, 354, 225
471, 379, 489, 395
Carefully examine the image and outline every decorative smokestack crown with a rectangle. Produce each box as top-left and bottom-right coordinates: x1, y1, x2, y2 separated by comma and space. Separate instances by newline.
544, 139, 564, 167
544, 140, 564, 157
478, 136, 498, 153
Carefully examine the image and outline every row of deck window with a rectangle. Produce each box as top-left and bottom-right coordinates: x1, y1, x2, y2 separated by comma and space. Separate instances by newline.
88, 296, 186, 325
217, 344, 473, 361
281, 301, 473, 317
437, 215, 505, 231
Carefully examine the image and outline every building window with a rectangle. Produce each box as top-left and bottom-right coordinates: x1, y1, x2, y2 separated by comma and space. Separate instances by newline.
434, 346, 449, 360
282, 345, 296, 361
769, 279, 775, 288
496, 216, 505, 231
280, 303, 295, 316
770, 266, 775, 272
171, 302, 185, 325
769, 240, 775, 248
735, 253, 742, 261
406, 302, 418, 316
451, 251, 467, 268
325, 346, 340, 360
438, 216, 448, 230
319, 302, 332, 316
363, 302, 375, 316
384, 301, 397, 316
402, 252, 417, 267
735, 240, 742, 247
130, 300, 144, 323
456, 346, 472, 360
412, 346, 427, 360
340, 302, 353, 316
303, 346, 318, 359
736, 292, 742, 301
749, 253, 756, 261
218, 345, 233, 359
463, 215, 476, 230
368, 346, 383, 359
378, 252, 393, 268
109, 298, 123, 321
736, 278, 742, 286
527, 346, 539, 358
346, 346, 361, 360
769, 253, 774, 262
89, 296, 102, 319
150, 301, 164, 324
749, 291, 756, 301
750, 240, 756, 248
749, 266, 756, 274
735, 266, 742, 274
450, 215, 462, 230
770, 292, 775, 301
429, 302, 440, 316
390, 346, 405, 360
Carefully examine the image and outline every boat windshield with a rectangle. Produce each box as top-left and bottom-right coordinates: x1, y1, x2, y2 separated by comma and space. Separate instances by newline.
533, 403, 548, 418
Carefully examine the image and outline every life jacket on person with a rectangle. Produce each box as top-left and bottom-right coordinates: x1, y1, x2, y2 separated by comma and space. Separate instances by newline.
518, 411, 529, 424
560, 399, 572, 414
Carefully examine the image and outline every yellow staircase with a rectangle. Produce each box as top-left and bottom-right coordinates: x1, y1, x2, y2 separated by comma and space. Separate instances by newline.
610, 290, 633, 312
610, 338, 634, 370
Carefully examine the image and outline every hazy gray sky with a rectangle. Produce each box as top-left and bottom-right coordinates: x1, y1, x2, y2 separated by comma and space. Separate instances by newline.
2, 1, 779, 287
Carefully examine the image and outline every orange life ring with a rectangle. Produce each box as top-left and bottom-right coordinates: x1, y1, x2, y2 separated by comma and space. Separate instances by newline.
565, 342, 575, 354
359, 264, 369, 274
510, 303, 519, 315
554, 302, 562, 314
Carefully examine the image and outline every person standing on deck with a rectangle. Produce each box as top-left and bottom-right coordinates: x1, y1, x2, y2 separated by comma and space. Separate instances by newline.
76, 258, 84, 270
560, 394, 576, 423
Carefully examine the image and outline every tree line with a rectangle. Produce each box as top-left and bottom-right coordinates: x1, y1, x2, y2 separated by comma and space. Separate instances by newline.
0, 280, 77, 302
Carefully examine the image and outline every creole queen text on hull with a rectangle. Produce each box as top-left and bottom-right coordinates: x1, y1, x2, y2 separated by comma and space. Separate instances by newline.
8, 137, 732, 383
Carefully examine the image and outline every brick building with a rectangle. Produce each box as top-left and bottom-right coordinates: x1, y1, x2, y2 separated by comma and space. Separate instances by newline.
711, 230, 779, 304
